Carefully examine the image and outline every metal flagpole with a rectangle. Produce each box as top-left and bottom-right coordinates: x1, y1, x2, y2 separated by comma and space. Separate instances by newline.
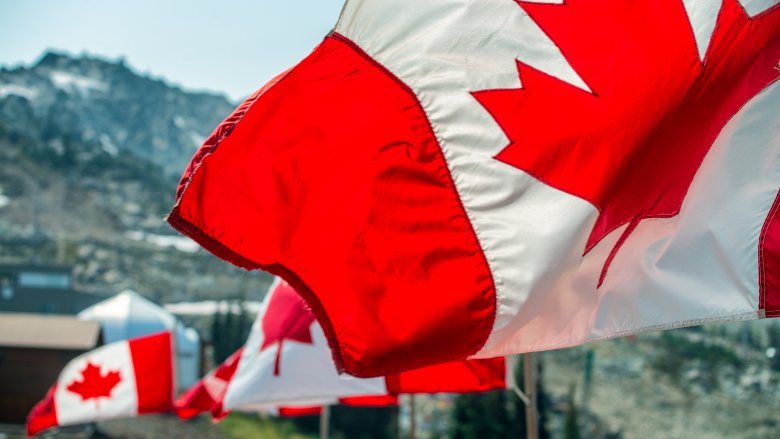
580, 349, 594, 416
320, 405, 330, 439
409, 394, 417, 439
523, 353, 539, 439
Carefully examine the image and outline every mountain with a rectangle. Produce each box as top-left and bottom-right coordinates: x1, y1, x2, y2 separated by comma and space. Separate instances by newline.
0, 51, 271, 303
0, 51, 235, 179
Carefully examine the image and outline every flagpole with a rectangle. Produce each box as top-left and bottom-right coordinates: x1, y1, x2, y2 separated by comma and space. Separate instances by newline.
523, 353, 539, 439
409, 394, 417, 439
320, 405, 330, 439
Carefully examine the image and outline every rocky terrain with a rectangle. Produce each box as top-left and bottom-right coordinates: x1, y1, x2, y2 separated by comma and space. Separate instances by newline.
0, 52, 272, 302
541, 321, 780, 439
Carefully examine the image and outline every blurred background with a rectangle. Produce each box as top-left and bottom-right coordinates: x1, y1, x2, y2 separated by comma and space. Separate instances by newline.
0, 1, 778, 438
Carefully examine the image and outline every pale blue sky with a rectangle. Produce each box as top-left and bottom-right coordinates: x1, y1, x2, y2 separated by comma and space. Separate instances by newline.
0, 0, 345, 100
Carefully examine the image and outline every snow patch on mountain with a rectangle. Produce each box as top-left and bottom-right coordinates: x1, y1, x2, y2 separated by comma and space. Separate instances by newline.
0, 186, 9, 209
189, 130, 206, 147
0, 84, 38, 100
99, 134, 119, 156
125, 230, 200, 253
49, 70, 108, 96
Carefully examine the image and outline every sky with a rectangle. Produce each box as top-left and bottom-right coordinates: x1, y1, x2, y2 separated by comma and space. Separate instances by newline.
0, 0, 345, 101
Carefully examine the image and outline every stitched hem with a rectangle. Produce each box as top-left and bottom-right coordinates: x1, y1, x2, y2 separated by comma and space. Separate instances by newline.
758, 188, 780, 312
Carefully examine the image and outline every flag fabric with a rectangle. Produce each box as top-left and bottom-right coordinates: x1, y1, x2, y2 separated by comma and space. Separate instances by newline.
27, 332, 173, 436
174, 278, 509, 420
173, 347, 242, 421
174, 352, 397, 420
173, 346, 399, 421
168, 0, 780, 377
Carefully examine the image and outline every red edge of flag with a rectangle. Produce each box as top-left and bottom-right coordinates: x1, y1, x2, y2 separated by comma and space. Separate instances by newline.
166, 32, 497, 378
759, 188, 780, 317
170, 210, 353, 374
277, 406, 323, 417
339, 395, 399, 407
26, 385, 58, 437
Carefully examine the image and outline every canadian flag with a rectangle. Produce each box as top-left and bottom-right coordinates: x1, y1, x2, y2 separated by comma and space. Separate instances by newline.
174, 347, 242, 421
174, 279, 510, 420
176, 355, 399, 420
27, 332, 174, 436
168, 0, 780, 377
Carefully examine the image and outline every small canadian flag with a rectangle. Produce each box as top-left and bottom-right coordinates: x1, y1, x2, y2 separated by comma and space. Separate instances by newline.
27, 331, 174, 436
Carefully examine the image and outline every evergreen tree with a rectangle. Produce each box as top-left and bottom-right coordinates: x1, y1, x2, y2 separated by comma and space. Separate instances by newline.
332, 405, 398, 439
450, 356, 551, 439
211, 298, 256, 366
235, 296, 253, 345
536, 360, 552, 439
451, 391, 519, 439
210, 303, 227, 364
223, 301, 235, 354
290, 405, 398, 439
564, 384, 580, 439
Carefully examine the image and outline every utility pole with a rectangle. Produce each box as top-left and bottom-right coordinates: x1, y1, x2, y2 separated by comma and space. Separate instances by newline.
523, 353, 539, 439
320, 405, 330, 439
580, 349, 596, 432
409, 394, 417, 439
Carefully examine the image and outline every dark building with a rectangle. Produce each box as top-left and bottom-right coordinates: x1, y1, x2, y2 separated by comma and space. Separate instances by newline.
0, 264, 107, 315
0, 313, 103, 424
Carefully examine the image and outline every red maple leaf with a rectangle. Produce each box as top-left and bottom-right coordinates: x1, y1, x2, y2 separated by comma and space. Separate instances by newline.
473, 0, 780, 285
260, 281, 316, 376
66, 361, 122, 408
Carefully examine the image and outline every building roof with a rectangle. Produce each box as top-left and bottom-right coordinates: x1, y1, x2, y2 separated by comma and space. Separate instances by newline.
0, 313, 102, 350
0, 264, 72, 275
78, 289, 178, 341
78, 290, 202, 390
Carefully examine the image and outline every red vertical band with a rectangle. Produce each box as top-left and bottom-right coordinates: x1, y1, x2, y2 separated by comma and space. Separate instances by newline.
759, 189, 780, 317
129, 332, 174, 414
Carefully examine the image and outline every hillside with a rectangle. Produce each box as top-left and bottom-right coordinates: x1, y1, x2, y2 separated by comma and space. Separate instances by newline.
0, 52, 271, 302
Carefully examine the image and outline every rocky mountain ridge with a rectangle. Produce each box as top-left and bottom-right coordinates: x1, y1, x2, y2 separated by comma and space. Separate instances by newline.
0, 51, 270, 302
0, 51, 235, 178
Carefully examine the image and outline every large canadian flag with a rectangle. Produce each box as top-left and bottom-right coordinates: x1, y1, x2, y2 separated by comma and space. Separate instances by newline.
27, 332, 174, 436
174, 279, 510, 420
168, 0, 780, 377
